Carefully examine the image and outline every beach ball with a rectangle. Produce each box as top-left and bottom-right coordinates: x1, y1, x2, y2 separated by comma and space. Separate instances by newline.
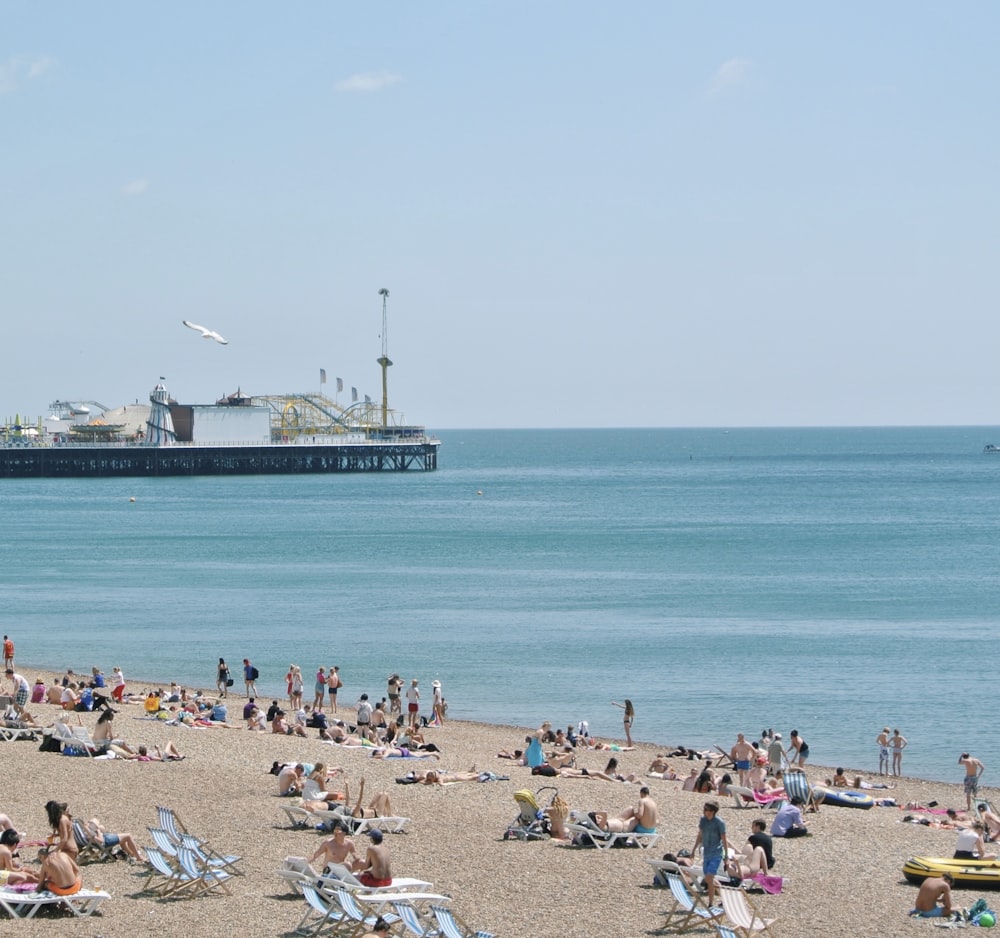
980, 912, 996, 928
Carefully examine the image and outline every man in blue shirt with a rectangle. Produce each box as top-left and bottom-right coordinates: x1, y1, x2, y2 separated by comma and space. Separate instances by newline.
692, 800, 729, 906
771, 796, 809, 838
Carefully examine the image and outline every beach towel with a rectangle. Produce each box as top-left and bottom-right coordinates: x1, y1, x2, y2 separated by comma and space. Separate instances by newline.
750, 873, 783, 895
753, 790, 786, 805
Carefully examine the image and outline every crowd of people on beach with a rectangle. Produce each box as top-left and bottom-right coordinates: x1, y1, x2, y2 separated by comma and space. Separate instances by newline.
2, 632, 996, 932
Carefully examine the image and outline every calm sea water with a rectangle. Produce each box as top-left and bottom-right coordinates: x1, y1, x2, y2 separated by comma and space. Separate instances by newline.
2, 427, 998, 783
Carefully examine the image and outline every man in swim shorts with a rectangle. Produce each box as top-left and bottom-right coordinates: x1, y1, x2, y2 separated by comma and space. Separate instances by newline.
356, 829, 392, 887
911, 873, 953, 918
692, 801, 728, 906
730, 733, 755, 787
877, 727, 890, 775
39, 847, 82, 896
960, 753, 985, 811
595, 786, 659, 833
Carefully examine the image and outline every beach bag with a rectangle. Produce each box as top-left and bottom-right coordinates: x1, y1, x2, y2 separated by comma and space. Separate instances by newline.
250, 667, 259, 680
226, 678, 234, 687
39, 733, 60, 753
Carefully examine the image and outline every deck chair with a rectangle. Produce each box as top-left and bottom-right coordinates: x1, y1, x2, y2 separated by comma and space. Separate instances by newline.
149, 824, 181, 852
176, 845, 233, 895
155, 805, 191, 841
648, 858, 695, 888
728, 786, 756, 809
73, 820, 118, 863
430, 904, 494, 938
329, 887, 400, 935
393, 899, 443, 937
281, 804, 316, 829
660, 872, 724, 933
296, 883, 348, 936
320, 862, 432, 894
565, 821, 660, 851
0, 886, 111, 919
277, 856, 322, 895
342, 812, 411, 835
717, 885, 777, 938
179, 832, 243, 875
142, 846, 199, 897
712, 745, 737, 770
51, 722, 99, 757
781, 770, 823, 811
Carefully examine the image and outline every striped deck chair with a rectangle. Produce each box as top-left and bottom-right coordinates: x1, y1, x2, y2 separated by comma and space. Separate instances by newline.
661, 872, 724, 933
781, 770, 822, 810
296, 883, 347, 936
430, 904, 494, 938
718, 885, 777, 937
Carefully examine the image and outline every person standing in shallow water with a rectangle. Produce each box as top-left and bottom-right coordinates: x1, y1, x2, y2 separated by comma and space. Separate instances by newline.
611, 699, 634, 746
216, 658, 231, 698
890, 728, 908, 776
877, 727, 890, 775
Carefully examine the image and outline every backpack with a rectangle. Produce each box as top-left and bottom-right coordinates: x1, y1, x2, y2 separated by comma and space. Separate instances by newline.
250, 667, 259, 680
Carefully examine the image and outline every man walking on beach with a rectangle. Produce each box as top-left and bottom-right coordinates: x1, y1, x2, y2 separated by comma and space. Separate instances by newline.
692, 801, 728, 907
911, 873, 953, 918
960, 753, 985, 811
5, 669, 30, 718
243, 659, 258, 698
405, 679, 420, 729
767, 733, 784, 775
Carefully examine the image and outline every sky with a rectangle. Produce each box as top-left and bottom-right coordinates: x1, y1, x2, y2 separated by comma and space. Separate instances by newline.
2, 2, 998, 429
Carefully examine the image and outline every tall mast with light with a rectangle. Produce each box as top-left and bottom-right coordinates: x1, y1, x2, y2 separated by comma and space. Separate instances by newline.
377, 288, 392, 428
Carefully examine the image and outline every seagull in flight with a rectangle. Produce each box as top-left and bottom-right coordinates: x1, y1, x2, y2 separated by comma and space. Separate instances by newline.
182, 320, 228, 345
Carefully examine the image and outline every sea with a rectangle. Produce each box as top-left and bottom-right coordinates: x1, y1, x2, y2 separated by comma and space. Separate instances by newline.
2, 427, 998, 784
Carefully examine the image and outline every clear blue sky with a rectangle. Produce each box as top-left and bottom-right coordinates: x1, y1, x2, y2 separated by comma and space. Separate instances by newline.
2, 3, 997, 428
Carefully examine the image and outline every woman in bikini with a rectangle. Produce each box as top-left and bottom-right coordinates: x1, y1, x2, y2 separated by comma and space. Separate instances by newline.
611, 699, 635, 746
44, 801, 78, 859
349, 779, 395, 819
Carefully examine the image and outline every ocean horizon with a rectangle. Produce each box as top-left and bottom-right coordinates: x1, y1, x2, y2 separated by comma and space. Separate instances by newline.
3, 426, 998, 784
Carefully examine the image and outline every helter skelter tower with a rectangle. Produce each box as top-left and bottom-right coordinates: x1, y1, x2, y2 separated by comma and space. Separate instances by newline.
377, 288, 392, 429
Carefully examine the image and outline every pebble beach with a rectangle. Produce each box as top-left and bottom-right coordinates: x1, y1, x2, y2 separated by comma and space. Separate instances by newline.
0, 667, 990, 937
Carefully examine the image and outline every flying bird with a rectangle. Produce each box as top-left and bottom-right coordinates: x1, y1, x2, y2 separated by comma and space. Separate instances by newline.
182, 320, 228, 345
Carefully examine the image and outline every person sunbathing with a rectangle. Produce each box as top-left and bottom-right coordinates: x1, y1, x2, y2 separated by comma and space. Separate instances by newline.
0, 830, 40, 884
497, 748, 526, 763
954, 821, 996, 859
245, 707, 266, 731
852, 776, 894, 789
38, 846, 82, 896
301, 763, 347, 810
411, 769, 482, 785
832, 768, 849, 787
398, 727, 441, 752
979, 804, 1000, 842
91, 709, 130, 749
545, 793, 572, 841
122, 742, 184, 762
725, 844, 769, 881
694, 769, 717, 794
370, 745, 440, 760
83, 818, 145, 863
309, 822, 358, 871
588, 786, 658, 833
45, 800, 77, 859
349, 779, 395, 819
278, 763, 305, 796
